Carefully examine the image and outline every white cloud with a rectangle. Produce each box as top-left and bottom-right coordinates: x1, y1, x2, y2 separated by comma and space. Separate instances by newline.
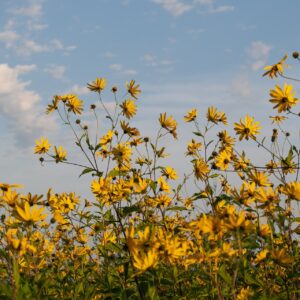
44, 65, 67, 80
152, 0, 192, 16
197, 4, 234, 14
246, 41, 272, 71
0, 35, 76, 56
13, 2, 43, 18
109, 64, 137, 76
0, 64, 56, 146
230, 75, 252, 99
153, 0, 234, 17
67, 84, 90, 96
142, 54, 173, 69
0, 30, 20, 48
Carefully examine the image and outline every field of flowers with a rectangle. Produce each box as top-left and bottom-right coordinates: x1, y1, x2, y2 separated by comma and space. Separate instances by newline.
0, 53, 299, 299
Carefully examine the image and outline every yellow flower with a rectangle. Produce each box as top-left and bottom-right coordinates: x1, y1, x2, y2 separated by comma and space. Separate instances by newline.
126, 80, 141, 99
186, 139, 202, 156
87, 77, 107, 92
46, 95, 60, 114
162, 166, 178, 180
34, 137, 51, 154
184, 108, 197, 122
236, 287, 252, 300
99, 130, 114, 146
263, 54, 287, 78
54, 146, 67, 162
215, 150, 231, 170
269, 84, 298, 113
272, 249, 293, 264
248, 170, 270, 187
132, 249, 159, 271
66, 95, 83, 115
269, 115, 287, 124
154, 193, 172, 207
281, 181, 300, 200
157, 176, 171, 193
159, 113, 177, 138
120, 98, 137, 119
234, 115, 261, 141
254, 249, 269, 263
2, 189, 19, 207
194, 158, 210, 180
206, 106, 228, 125
0, 182, 23, 192
101, 231, 116, 246
16, 202, 46, 223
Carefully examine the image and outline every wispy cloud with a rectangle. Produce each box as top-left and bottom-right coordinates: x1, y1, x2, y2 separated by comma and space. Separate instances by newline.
230, 75, 252, 99
246, 41, 272, 71
44, 65, 67, 80
109, 64, 137, 76
67, 84, 90, 96
152, 0, 234, 16
0, 64, 56, 147
12, 1, 43, 18
152, 0, 193, 17
0, 0, 76, 56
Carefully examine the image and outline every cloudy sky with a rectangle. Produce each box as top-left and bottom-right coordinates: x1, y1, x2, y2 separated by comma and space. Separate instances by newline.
0, 0, 298, 198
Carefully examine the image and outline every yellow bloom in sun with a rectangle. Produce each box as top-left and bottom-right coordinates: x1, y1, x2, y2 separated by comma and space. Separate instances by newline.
34, 137, 51, 154
263, 54, 287, 78
254, 249, 269, 263
186, 139, 202, 156
269, 115, 287, 125
46, 95, 60, 114
0, 182, 23, 192
87, 77, 107, 92
184, 108, 198, 122
66, 95, 84, 115
248, 170, 270, 187
162, 166, 178, 180
99, 130, 114, 146
132, 249, 159, 271
215, 150, 231, 170
157, 176, 171, 193
269, 84, 299, 113
126, 80, 141, 99
2, 189, 19, 207
194, 158, 210, 180
159, 113, 177, 139
120, 98, 137, 119
234, 115, 261, 141
54, 146, 67, 162
281, 181, 300, 200
15, 202, 47, 223
206, 106, 228, 125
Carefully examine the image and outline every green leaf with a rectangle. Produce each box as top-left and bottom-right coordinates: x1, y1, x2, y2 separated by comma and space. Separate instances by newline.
166, 206, 187, 211
218, 264, 231, 285
79, 168, 94, 177
192, 131, 203, 137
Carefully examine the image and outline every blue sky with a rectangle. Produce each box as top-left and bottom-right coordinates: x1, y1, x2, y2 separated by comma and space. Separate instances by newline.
0, 0, 299, 197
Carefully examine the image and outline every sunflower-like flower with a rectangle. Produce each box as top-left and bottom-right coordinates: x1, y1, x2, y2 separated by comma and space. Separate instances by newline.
66, 95, 84, 115
120, 98, 137, 119
234, 115, 261, 141
126, 80, 141, 99
206, 106, 228, 125
159, 113, 177, 139
87, 77, 107, 92
184, 108, 198, 122
263, 54, 287, 78
34, 137, 51, 154
269, 84, 299, 113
